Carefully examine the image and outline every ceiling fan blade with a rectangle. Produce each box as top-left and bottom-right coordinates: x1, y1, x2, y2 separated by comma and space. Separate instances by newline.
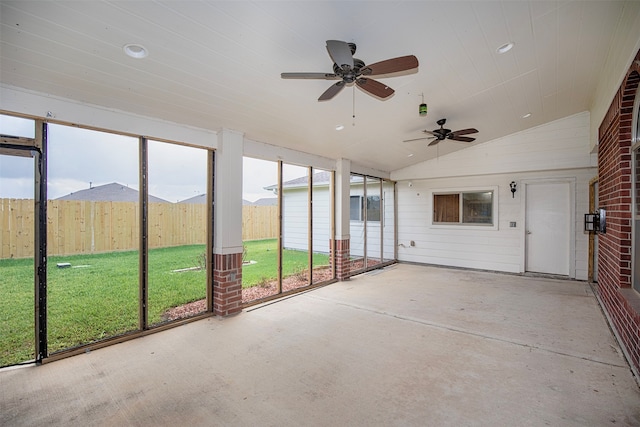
421, 130, 438, 137
428, 139, 441, 147
281, 72, 340, 80
450, 128, 479, 137
356, 78, 394, 99
448, 136, 476, 143
362, 55, 419, 76
403, 137, 431, 143
326, 40, 354, 69
318, 81, 346, 101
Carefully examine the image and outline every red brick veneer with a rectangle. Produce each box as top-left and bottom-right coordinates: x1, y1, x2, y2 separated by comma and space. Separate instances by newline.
334, 239, 351, 280
213, 252, 243, 316
597, 49, 640, 375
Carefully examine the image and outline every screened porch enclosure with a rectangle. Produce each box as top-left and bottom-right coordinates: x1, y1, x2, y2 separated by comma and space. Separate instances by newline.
0, 113, 215, 367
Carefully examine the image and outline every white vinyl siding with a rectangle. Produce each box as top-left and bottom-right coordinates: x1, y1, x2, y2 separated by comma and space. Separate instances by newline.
282, 185, 332, 254
392, 113, 594, 280
282, 187, 308, 252
284, 183, 395, 260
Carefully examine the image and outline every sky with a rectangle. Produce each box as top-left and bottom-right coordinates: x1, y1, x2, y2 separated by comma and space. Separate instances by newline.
0, 114, 307, 203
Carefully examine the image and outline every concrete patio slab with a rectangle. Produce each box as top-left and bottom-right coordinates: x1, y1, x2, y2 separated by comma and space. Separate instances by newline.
1, 264, 639, 426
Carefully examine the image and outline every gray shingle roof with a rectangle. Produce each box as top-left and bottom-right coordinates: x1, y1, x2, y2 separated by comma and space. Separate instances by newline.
56, 182, 170, 203
177, 194, 207, 204
252, 197, 277, 206
264, 170, 332, 191
177, 194, 254, 205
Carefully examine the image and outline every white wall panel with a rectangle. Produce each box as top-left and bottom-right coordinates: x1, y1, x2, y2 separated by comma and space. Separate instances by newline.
283, 186, 332, 254
396, 168, 595, 279
391, 112, 592, 181
282, 187, 309, 251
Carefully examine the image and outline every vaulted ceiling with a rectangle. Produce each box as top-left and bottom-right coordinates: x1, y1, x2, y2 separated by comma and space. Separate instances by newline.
1, 1, 639, 172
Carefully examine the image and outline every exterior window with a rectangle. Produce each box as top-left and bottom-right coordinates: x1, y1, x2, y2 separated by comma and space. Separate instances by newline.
350, 195, 361, 220
349, 195, 381, 222
433, 194, 459, 222
433, 191, 493, 225
366, 195, 381, 221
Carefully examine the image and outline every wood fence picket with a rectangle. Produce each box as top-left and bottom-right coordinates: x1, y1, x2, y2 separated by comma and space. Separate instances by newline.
0, 199, 277, 259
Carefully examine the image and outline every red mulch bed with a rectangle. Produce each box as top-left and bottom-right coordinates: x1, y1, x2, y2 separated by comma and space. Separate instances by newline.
163, 260, 385, 321
162, 267, 334, 321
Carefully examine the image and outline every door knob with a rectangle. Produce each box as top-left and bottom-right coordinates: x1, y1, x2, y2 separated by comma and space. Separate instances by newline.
526, 230, 532, 235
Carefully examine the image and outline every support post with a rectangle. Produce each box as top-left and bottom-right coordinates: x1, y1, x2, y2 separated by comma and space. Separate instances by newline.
335, 159, 351, 280
34, 120, 47, 362
212, 129, 244, 316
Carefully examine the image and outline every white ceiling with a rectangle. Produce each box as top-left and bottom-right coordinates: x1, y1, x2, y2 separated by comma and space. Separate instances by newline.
1, 1, 638, 172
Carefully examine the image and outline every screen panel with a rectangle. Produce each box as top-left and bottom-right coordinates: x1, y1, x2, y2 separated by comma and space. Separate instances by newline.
242, 158, 280, 303
147, 140, 208, 326
46, 124, 140, 354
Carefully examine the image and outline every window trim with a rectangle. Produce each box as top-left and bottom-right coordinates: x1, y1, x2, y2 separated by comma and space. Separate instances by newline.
430, 186, 499, 230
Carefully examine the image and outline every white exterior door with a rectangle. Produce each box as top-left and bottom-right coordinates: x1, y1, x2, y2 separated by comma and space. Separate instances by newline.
525, 182, 571, 275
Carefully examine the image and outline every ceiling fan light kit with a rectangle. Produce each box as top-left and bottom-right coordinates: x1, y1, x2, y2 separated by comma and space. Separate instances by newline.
281, 40, 419, 101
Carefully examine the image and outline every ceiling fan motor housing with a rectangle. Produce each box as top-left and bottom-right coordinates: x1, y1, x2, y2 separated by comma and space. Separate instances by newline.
333, 58, 365, 83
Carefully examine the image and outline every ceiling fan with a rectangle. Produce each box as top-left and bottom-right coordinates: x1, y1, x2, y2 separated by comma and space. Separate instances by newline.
281, 40, 419, 101
403, 118, 479, 146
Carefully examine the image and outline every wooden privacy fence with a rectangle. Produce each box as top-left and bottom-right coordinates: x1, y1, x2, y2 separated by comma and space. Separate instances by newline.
242, 205, 278, 241
0, 199, 278, 259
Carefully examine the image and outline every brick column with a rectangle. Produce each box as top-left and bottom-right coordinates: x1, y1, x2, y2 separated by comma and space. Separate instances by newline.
213, 252, 243, 316
335, 238, 350, 280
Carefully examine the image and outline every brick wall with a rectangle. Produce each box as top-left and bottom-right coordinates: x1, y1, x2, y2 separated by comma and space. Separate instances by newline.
334, 239, 351, 280
213, 252, 243, 316
597, 49, 640, 375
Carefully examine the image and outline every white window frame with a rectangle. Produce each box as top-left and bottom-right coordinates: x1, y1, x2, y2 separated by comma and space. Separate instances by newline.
430, 186, 499, 230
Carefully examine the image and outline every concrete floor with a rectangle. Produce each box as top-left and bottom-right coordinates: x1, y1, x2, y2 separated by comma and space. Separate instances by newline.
1, 264, 639, 426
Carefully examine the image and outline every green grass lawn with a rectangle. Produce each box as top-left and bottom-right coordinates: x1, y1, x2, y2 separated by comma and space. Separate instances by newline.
241, 238, 330, 288
0, 239, 328, 367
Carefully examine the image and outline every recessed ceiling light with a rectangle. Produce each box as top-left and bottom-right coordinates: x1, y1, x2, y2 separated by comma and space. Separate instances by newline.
123, 43, 148, 59
522, 112, 532, 118
496, 42, 514, 54
335, 125, 344, 131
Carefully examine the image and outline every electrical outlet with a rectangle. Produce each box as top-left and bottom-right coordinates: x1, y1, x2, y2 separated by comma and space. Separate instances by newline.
510, 221, 516, 228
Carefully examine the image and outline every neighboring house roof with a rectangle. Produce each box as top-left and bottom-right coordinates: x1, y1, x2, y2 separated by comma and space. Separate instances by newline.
177, 195, 258, 205
177, 194, 207, 204
178, 194, 253, 205
264, 171, 332, 191
56, 182, 170, 203
252, 197, 277, 206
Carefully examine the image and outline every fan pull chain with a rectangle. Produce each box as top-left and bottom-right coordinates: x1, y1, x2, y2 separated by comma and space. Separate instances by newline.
352, 86, 356, 126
